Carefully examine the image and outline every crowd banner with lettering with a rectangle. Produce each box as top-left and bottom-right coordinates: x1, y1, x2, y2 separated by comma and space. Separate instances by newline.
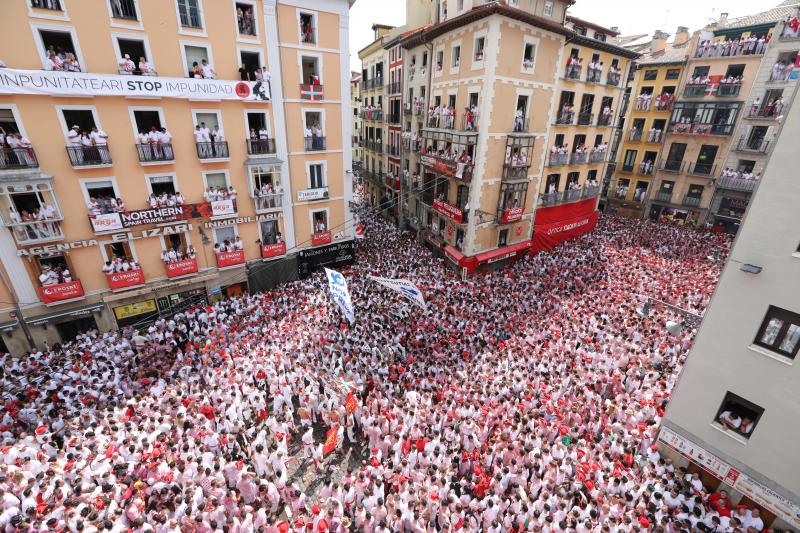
532, 198, 599, 254
210, 200, 235, 217
369, 276, 427, 310
215, 250, 245, 268
261, 242, 286, 259
0, 68, 270, 102
89, 203, 213, 232
325, 268, 355, 324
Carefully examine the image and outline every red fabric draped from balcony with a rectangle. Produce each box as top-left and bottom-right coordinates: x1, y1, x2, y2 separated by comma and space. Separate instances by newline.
532, 198, 599, 253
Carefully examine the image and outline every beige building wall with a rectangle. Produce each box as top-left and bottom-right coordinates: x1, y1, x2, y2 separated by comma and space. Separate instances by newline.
0, 0, 353, 354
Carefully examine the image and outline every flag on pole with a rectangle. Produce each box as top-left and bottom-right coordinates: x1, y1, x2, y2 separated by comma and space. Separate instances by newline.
368, 276, 427, 309
345, 393, 358, 415
323, 426, 338, 455
325, 268, 355, 324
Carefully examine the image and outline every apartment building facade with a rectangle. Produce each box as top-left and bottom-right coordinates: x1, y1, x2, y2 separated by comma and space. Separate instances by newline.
647, 17, 778, 226
350, 71, 363, 168
540, 16, 636, 223
659, 92, 800, 531
607, 30, 689, 218
0, 0, 354, 354
710, 5, 800, 233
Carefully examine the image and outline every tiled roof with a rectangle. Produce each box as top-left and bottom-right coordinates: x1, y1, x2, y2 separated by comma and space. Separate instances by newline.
636, 40, 691, 66
714, 1, 800, 31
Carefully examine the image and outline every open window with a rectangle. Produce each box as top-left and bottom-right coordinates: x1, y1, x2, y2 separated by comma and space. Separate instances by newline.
304, 111, 325, 151
147, 174, 178, 196
474, 37, 485, 62
235, 2, 257, 37
37, 27, 82, 71
0, 181, 63, 244
299, 12, 316, 44
102, 241, 136, 264
451, 45, 461, 69
60, 109, 97, 135
115, 36, 153, 75
522, 42, 536, 71
110, 0, 138, 21
132, 109, 163, 137
83, 179, 120, 214
435, 49, 444, 72
312, 210, 328, 232
213, 225, 237, 248
301, 56, 321, 85
239, 49, 262, 81
754, 305, 800, 360
182, 43, 210, 77
260, 219, 281, 245
713, 391, 764, 440
34, 253, 76, 287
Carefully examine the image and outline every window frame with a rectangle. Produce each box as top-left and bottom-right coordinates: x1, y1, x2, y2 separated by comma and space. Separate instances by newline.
299, 52, 324, 86
643, 70, 658, 81
450, 40, 463, 74
520, 36, 539, 74
202, 169, 232, 191
105, 0, 143, 30
297, 9, 318, 46
753, 305, 800, 360
27, 0, 70, 22
191, 109, 224, 136
175, 0, 206, 35
243, 110, 271, 138
111, 32, 156, 74
79, 176, 122, 208
543, 0, 553, 16
712, 391, 765, 441
236, 45, 265, 79
128, 106, 167, 140
665, 68, 681, 80
180, 40, 215, 78
143, 171, 180, 196
0, 105, 31, 139
306, 160, 328, 190
233, 0, 260, 42
30, 22, 87, 72
54, 105, 102, 141
471, 31, 487, 70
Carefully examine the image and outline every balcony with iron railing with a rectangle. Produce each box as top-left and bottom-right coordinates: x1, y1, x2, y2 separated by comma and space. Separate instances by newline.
747, 105, 781, 119
654, 96, 674, 111
658, 159, 685, 173
683, 84, 708, 97
638, 162, 655, 175
570, 152, 588, 164
4, 214, 64, 245
304, 136, 327, 151
654, 191, 673, 203
361, 77, 384, 90
564, 62, 582, 80
0, 147, 39, 170
246, 138, 277, 156
420, 152, 475, 180
547, 152, 569, 166
576, 113, 594, 126
195, 141, 229, 160
597, 114, 612, 127
365, 140, 384, 153
360, 109, 384, 121
606, 72, 622, 87
402, 139, 420, 152
66, 145, 112, 167
589, 151, 606, 163
387, 113, 402, 125
683, 195, 702, 207
511, 118, 530, 134
136, 143, 174, 163
629, 130, 643, 142
587, 70, 603, 84
687, 161, 716, 177
387, 144, 401, 157
539, 185, 600, 207
717, 176, 758, 191
386, 81, 402, 94
403, 105, 412, 116
252, 192, 283, 212
669, 122, 734, 136
735, 136, 769, 153
716, 82, 742, 97
555, 111, 574, 125
503, 161, 530, 180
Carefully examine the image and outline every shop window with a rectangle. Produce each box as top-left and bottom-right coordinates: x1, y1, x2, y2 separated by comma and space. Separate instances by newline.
713, 392, 764, 440
754, 305, 800, 360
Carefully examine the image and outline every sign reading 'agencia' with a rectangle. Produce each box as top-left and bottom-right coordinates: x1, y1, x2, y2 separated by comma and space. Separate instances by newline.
17, 224, 194, 257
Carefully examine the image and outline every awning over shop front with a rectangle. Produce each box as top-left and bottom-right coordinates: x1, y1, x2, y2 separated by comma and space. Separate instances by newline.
475, 240, 532, 264
27, 302, 105, 326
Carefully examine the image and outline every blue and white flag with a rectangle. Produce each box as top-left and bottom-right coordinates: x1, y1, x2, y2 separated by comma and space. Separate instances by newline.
325, 268, 355, 324
369, 276, 427, 310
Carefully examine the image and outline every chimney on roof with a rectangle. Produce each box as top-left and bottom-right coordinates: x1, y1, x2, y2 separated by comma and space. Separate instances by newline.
718, 13, 729, 27
610, 26, 619, 33
651, 30, 669, 54
674, 26, 690, 45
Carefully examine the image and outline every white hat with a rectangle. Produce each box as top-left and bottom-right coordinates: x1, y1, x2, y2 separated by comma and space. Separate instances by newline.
124, 54, 130, 59
72, 125, 80, 129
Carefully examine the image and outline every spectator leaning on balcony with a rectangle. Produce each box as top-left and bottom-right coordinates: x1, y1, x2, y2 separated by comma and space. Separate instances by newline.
119, 53, 135, 74
139, 57, 153, 75
45, 50, 63, 71
200, 58, 216, 79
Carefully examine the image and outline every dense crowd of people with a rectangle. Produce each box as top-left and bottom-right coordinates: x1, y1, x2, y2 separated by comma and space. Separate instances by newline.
5, 202, 789, 532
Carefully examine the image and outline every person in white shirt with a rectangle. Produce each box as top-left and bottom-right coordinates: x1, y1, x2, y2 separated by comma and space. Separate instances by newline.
119, 54, 135, 74
158, 128, 173, 159
90, 127, 110, 163
137, 130, 152, 160
194, 125, 210, 157
233, 236, 244, 251
138, 56, 153, 75
101, 261, 114, 275
67, 125, 82, 163
718, 410, 742, 431
200, 59, 216, 79
212, 126, 226, 157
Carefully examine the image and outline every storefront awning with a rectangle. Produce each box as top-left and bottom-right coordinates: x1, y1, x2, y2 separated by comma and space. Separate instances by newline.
245, 157, 283, 166
444, 245, 465, 264
0, 319, 18, 332
475, 240, 532, 264
27, 302, 105, 326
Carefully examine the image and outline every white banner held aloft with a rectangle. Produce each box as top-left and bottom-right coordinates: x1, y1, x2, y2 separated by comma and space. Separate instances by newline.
0, 68, 270, 102
325, 268, 355, 324
369, 276, 427, 310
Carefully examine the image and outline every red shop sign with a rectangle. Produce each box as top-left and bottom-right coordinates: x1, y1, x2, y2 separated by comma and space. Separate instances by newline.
433, 198, 463, 224
261, 242, 287, 258
38, 280, 85, 304
165, 258, 198, 278
216, 250, 246, 268
501, 207, 523, 224
311, 230, 332, 246
106, 269, 145, 290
